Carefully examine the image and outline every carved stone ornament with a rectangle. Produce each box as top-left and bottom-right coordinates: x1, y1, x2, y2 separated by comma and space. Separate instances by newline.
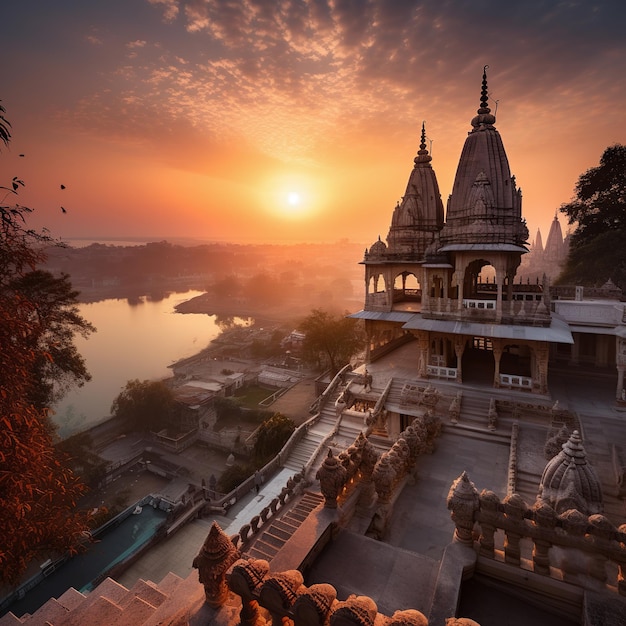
372, 455, 397, 504
259, 570, 304, 615
228, 557, 270, 598
330, 594, 378, 626
316, 449, 348, 508
293, 583, 338, 626
192, 521, 241, 607
447, 472, 480, 544
388, 608, 428, 626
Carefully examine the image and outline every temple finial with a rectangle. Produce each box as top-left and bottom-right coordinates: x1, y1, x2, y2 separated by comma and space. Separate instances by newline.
471, 65, 496, 128
414, 120, 432, 165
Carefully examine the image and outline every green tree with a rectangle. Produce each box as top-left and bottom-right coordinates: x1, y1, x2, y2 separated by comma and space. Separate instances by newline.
1, 101, 93, 584
558, 144, 626, 289
253, 412, 295, 465
110, 379, 177, 432
9, 269, 94, 414
299, 308, 365, 375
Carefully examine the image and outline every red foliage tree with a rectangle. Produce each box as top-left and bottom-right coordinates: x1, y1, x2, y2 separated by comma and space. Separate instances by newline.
0, 101, 93, 585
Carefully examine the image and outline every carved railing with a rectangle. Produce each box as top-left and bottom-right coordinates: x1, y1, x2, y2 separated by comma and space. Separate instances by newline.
309, 363, 353, 415
229, 471, 306, 553
226, 558, 455, 626
447, 472, 626, 595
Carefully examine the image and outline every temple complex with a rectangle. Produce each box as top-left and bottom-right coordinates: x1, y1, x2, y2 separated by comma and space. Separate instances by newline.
3, 70, 626, 626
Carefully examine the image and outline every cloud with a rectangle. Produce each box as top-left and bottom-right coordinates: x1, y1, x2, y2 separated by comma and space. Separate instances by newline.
60, 0, 625, 178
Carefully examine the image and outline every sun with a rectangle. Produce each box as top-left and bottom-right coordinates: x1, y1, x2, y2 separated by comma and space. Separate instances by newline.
287, 191, 301, 207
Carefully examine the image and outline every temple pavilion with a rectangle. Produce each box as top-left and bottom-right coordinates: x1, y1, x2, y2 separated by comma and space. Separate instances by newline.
351, 67, 574, 396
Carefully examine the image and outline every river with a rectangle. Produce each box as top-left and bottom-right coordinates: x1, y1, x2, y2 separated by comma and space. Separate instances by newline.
52, 291, 248, 437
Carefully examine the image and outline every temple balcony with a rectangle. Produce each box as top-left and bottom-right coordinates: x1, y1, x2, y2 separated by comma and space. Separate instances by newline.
423, 296, 552, 327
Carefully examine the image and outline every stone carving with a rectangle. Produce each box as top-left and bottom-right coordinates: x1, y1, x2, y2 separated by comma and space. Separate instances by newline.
293, 583, 337, 626
538, 430, 603, 515
259, 569, 304, 625
316, 449, 348, 508
388, 609, 428, 626
228, 558, 270, 626
372, 455, 397, 505
445, 619, 481, 626
330, 594, 378, 626
447, 472, 480, 544
192, 521, 240, 607
543, 424, 569, 460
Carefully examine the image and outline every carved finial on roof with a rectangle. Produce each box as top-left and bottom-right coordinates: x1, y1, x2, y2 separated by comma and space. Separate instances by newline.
414, 121, 432, 165
472, 65, 496, 128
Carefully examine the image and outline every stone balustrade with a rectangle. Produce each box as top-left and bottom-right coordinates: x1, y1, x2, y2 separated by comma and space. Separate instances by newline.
226, 557, 480, 626
447, 472, 626, 595
229, 471, 306, 552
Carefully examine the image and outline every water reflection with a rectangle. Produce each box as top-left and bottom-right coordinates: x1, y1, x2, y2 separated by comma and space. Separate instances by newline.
53, 291, 252, 437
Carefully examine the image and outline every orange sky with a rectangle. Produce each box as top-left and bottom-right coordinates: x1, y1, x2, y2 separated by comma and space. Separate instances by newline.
2, 0, 625, 246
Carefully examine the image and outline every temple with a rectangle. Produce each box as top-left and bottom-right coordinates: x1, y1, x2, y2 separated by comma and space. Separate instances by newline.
3, 69, 626, 626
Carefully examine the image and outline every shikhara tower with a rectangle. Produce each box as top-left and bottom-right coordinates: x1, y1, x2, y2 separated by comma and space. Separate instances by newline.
354, 67, 573, 395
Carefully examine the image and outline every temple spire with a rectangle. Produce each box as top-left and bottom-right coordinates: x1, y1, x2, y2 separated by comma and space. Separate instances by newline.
414, 121, 432, 165
471, 65, 496, 128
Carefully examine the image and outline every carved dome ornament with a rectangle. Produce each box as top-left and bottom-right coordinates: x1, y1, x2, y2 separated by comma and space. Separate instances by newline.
538, 430, 603, 515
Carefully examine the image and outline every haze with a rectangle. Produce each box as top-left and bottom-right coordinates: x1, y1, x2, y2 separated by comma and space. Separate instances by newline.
2, 0, 625, 245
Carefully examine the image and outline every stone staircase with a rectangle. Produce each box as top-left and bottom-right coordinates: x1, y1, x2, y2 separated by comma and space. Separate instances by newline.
443, 391, 512, 447
282, 406, 337, 472
0, 572, 188, 626
245, 492, 325, 562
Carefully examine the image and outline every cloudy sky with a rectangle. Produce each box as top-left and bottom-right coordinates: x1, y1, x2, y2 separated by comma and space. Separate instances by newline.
2, 0, 625, 245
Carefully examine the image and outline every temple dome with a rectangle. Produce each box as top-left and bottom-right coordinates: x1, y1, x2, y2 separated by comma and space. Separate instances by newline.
538, 430, 603, 515
386, 122, 444, 258
366, 236, 387, 258
439, 67, 528, 249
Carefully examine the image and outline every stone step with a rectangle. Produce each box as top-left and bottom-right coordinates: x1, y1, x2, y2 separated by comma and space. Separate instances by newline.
252, 537, 280, 557
273, 517, 299, 532
154, 572, 183, 597
118, 579, 167, 610
442, 423, 511, 447
0, 612, 23, 625
247, 545, 276, 561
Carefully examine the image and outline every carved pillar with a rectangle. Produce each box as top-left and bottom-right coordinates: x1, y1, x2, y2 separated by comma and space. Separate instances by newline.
455, 269, 464, 311
192, 521, 241, 608
558, 509, 589, 582
491, 338, 503, 388
588, 514, 615, 583
495, 264, 504, 323
416, 330, 429, 378
446, 472, 480, 545
454, 336, 466, 383
316, 449, 347, 508
372, 455, 396, 505
478, 490, 501, 557
617, 523, 626, 596
502, 494, 528, 566
532, 502, 557, 576
616, 337, 626, 401
228, 558, 271, 626
537, 342, 549, 394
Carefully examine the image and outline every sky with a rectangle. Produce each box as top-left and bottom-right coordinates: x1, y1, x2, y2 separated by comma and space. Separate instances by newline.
1, 0, 625, 246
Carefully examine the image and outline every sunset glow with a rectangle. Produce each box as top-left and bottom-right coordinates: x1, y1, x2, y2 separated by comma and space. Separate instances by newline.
1, 0, 625, 245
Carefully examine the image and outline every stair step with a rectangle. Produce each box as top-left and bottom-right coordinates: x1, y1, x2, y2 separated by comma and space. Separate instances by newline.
155, 572, 184, 596
253, 538, 280, 556
273, 518, 299, 534
26, 597, 68, 626
285, 509, 308, 523
260, 531, 286, 549
63, 594, 124, 626
56, 587, 86, 612
118, 579, 167, 610
247, 546, 275, 561
264, 525, 292, 541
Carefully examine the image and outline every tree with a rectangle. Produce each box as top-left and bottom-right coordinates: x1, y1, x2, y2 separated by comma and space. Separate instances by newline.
253, 413, 295, 465
299, 308, 365, 375
1, 101, 94, 584
558, 144, 626, 289
9, 269, 94, 414
110, 379, 177, 432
